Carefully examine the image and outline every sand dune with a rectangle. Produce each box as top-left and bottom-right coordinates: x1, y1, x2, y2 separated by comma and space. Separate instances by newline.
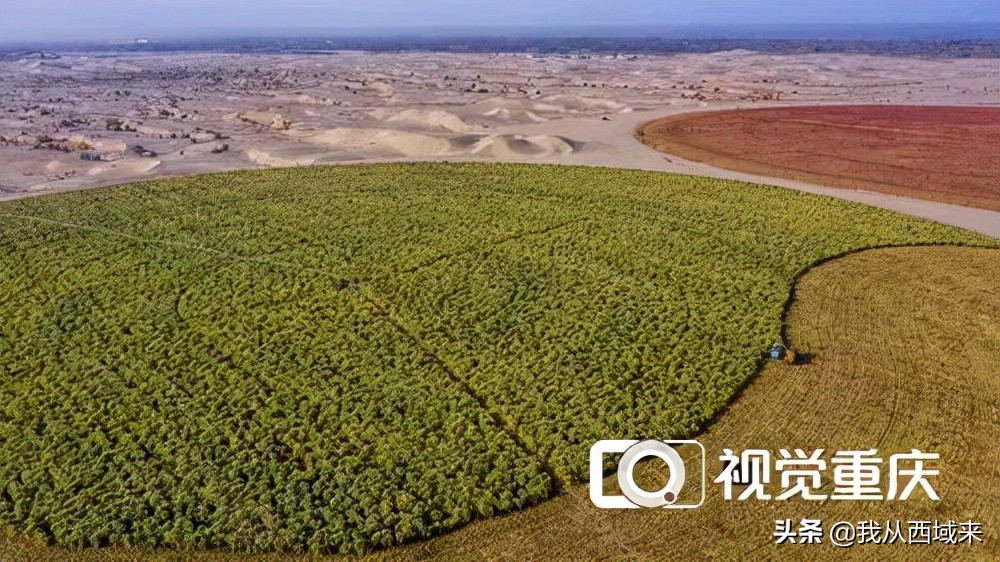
246, 149, 317, 168
479, 98, 551, 123
135, 124, 174, 138
43, 160, 75, 174
478, 95, 629, 124
293, 128, 455, 157
2, 50, 996, 237
85, 158, 161, 176
541, 94, 630, 113
472, 134, 576, 158
288, 125, 576, 159
484, 106, 549, 123
21, 157, 161, 193
382, 108, 476, 133
229, 110, 293, 130
368, 81, 394, 97
275, 94, 336, 107
180, 141, 229, 157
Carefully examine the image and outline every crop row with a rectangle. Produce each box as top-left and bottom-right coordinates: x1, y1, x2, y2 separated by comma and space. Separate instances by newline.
0, 219, 550, 553
0, 163, 988, 553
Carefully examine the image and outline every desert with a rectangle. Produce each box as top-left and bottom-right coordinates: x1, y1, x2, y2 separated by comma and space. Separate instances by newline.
3, 49, 998, 237
0, 51, 995, 185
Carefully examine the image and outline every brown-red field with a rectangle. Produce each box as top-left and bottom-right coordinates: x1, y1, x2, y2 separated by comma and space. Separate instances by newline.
638, 105, 1000, 211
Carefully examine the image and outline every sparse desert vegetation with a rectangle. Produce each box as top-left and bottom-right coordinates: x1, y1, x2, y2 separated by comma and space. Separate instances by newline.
0, 163, 991, 556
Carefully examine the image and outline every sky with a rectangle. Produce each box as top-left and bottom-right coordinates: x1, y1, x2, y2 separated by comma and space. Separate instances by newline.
0, 0, 996, 42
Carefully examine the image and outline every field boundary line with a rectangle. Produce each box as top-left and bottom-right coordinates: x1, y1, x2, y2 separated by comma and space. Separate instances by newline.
692, 241, 997, 441
696, 242, 1000, 560
360, 289, 565, 494
400, 217, 588, 275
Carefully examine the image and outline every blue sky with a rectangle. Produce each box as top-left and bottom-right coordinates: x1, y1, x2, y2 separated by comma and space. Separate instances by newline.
0, 1, 996, 42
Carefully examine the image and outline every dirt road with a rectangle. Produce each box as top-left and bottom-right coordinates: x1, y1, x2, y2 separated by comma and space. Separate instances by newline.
505, 105, 1000, 239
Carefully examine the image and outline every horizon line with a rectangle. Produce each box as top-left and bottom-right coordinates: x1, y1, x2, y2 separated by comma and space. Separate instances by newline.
3, 21, 1000, 46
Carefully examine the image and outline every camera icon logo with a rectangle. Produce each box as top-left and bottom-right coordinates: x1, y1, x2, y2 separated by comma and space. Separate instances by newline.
589, 439, 706, 509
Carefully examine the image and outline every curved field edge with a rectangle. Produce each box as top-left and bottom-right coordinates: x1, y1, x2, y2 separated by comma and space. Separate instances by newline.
371, 244, 1000, 561
4, 244, 997, 561
0, 163, 993, 556
633, 106, 1000, 212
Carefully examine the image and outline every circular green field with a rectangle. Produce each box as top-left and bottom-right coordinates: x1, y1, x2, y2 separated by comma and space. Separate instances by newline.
0, 164, 987, 554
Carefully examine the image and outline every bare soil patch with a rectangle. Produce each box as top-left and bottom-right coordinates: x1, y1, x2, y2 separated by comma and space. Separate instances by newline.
639, 105, 1000, 211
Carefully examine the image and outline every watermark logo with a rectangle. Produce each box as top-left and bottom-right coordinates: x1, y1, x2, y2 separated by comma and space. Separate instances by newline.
714, 448, 940, 501
589, 439, 706, 509
590, 442, 940, 509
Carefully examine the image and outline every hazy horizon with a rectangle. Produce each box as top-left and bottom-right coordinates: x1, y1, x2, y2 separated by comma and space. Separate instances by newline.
0, 0, 998, 44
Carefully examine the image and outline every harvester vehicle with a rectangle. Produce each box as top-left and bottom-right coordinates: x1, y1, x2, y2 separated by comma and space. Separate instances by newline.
769, 343, 798, 365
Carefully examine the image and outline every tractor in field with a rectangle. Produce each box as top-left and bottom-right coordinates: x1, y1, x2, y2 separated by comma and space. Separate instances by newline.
769, 343, 798, 365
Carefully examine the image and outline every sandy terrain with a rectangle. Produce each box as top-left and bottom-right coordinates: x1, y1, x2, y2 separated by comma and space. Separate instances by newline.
1, 50, 998, 236
638, 105, 1000, 211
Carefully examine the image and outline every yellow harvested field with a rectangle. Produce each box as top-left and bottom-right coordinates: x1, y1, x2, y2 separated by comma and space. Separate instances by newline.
373, 245, 1000, 561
